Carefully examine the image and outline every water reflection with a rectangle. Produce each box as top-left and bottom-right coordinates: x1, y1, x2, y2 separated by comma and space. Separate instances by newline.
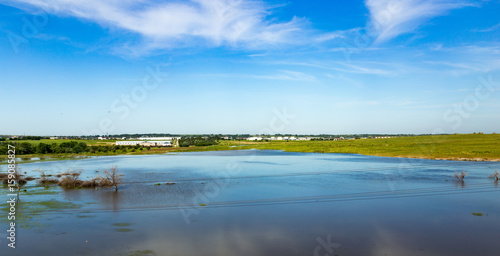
1, 151, 499, 256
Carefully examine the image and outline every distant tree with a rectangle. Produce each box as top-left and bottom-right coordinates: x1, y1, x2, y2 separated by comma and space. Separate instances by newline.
36, 143, 52, 154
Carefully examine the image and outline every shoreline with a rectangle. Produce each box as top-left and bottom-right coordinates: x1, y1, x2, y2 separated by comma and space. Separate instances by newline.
2, 148, 500, 166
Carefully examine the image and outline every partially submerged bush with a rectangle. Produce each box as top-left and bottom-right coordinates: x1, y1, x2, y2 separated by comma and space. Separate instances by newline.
38, 178, 59, 185
489, 170, 499, 181
41, 167, 125, 190
452, 171, 468, 181
99, 178, 113, 187
1, 168, 27, 186
58, 170, 83, 188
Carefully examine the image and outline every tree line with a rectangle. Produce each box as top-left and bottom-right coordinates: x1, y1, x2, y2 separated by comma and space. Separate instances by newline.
179, 136, 220, 147
0, 141, 146, 155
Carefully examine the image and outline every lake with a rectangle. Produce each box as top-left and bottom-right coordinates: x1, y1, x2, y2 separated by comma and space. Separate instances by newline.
1, 150, 499, 256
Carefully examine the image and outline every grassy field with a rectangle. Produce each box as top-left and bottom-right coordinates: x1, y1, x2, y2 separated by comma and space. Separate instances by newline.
2, 134, 499, 162
231, 134, 500, 161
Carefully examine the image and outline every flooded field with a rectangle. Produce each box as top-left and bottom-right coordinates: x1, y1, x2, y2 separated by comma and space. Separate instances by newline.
1, 150, 499, 256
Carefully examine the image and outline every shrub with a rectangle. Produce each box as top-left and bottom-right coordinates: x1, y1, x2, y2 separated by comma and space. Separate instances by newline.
81, 177, 102, 188
39, 178, 59, 185
488, 170, 499, 181
1, 168, 27, 186
99, 178, 113, 187
452, 171, 468, 181
58, 170, 82, 188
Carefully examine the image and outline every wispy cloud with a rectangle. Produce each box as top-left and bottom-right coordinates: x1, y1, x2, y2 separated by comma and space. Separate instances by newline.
1, 0, 308, 55
255, 70, 318, 82
365, 0, 476, 44
474, 22, 500, 32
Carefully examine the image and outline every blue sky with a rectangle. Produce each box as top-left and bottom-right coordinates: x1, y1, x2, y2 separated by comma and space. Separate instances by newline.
0, 0, 499, 136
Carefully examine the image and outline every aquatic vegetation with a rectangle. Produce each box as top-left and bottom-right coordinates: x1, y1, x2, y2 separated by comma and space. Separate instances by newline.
126, 250, 155, 256
81, 177, 102, 188
1, 167, 27, 186
452, 171, 468, 181
472, 212, 484, 216
38, 199, 81, 210
77, 215, 96, 218
488, 170, 499, 181
58, 170, 83, 188
37, 169, 59, 186
113, 223, 135, 227
22, 188, 59, 196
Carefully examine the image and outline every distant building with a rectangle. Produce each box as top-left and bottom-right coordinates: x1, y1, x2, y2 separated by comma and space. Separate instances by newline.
116, 141, 143, 146
247, 137, 263, 141
142, 141, 172, 147
138, 137, 180, 141
116, 141, 172, 147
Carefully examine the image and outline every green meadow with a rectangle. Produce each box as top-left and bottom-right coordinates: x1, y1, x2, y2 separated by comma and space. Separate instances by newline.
231, 134, 500, 161
2, 134, 499, 162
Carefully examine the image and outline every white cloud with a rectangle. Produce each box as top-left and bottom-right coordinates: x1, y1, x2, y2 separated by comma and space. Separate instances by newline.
365, 0, 475, 43
475, 22, 500, 33
2, 0, 307, 54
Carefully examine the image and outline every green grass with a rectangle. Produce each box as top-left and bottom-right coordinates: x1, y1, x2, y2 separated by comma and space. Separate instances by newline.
5, 139, 116, 146
231, 134, 500, 161
3, 134, 499, 162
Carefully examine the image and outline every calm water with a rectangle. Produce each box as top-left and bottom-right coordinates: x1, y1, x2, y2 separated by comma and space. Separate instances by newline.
1, 150, 499, 256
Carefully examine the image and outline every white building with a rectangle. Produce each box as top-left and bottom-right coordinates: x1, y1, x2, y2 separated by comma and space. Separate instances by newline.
247, 137, 263, 141
138, 137, 178, 141
116, 141, 143, 146
142, 141, 172, 147
116, 141, 172, 147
